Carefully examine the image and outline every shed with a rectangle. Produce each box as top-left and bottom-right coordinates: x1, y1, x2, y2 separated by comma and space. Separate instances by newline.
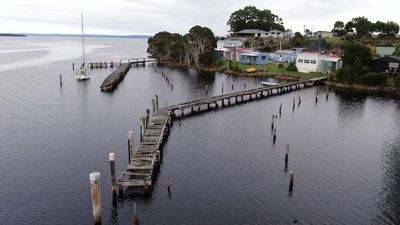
371, 56, 400, 74
239, 51, 269, 65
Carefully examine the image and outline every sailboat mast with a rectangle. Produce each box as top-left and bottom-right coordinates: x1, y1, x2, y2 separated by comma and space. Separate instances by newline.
81, 12, 86, 66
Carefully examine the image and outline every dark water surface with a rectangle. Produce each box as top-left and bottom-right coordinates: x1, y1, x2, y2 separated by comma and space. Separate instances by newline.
0, 37, 399, 225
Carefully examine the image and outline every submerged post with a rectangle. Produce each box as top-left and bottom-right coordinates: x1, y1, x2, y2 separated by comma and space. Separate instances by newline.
289, 171, 294, 192
109, 153, 117, 194
273, 128, 277, 144
279, 103, 282, 116
59, 73, 63, 87
222, 82, 224, 94
89, 172, 101, 225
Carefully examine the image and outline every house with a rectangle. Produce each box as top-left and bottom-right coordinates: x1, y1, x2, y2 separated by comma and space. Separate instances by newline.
371, 56, 400, 74
296, 52, 342, 73
314, 31, 334, 38
319, 54, 342, 73
296, 52, 320, 73
239, 51, 269, 65
265, 30, 285, 38
217, 40, 243, 48
376, 47, 396, 57
236, 29, 267, 38
270, 50, 297, 63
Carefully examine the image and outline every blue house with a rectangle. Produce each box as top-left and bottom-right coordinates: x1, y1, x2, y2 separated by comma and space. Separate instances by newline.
239, 51, 269, 65
270, 50, 297, 63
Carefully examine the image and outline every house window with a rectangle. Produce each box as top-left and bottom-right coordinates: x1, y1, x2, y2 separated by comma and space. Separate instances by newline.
311, 60, 316, 64
261, 56, 266, 60
304, 60, 310, 63
298, 59, 303, 63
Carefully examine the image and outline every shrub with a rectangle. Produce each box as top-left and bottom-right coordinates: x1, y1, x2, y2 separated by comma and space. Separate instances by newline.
286, 62, 298, 71
358, 72, 387, 86
215, 58, 226, 67
395, 76, 400, 88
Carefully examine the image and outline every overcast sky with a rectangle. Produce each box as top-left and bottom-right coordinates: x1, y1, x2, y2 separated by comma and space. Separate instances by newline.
0, 0, 399, 36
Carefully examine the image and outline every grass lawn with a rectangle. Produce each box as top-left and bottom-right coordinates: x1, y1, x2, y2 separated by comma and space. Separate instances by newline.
230, 62, 326, 79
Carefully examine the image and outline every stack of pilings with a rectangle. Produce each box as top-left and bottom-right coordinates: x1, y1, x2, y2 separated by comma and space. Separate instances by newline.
100, 63, 132, 92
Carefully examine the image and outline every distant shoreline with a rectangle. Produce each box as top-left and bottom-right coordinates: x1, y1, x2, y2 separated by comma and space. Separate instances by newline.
0, 33, 27, 37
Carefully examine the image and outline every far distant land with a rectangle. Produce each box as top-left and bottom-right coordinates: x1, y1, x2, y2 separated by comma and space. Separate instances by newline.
0, 33, 152, 39
0, 33, 27, 37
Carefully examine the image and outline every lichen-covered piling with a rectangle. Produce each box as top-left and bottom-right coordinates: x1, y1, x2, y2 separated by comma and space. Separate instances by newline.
89, 172, 101, 224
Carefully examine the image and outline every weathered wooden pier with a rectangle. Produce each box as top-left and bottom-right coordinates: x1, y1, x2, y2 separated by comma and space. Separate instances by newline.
98, 58, 158, 92
73, 58, 157, 70
100, 63, 132, 92
116, 77, 326, 195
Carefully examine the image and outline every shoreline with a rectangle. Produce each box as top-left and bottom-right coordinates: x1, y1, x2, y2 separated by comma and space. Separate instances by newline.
325, 81, 400, 97
158, 61, 399, 97
159, 61, 303, 81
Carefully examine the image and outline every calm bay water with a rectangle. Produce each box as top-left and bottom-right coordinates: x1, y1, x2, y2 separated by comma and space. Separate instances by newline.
0, 36, 399, 225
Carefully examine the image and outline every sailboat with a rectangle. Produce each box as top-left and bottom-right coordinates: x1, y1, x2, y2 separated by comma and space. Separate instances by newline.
76, 12, 90, 81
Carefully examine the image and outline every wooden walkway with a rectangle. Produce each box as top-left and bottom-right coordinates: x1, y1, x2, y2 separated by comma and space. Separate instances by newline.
73, 58, 157, 70
116, 77, 327, 195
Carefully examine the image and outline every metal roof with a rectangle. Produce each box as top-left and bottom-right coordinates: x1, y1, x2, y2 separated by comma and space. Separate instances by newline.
236, 29, 267, 34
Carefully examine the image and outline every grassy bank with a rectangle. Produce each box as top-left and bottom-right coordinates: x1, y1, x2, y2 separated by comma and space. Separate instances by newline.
228, 61, 325, 79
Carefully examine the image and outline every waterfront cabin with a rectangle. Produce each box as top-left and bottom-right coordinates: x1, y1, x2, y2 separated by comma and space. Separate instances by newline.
371, 56, 400, 74
319, 54, 342, 73
239, 51, 269, 65
296, 52, 319, 73
296, 52, 342, 73
270, 50, 297, 63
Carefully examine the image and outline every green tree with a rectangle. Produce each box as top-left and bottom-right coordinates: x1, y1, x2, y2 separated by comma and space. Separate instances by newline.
147, 32, 183, 61
351, 17, 373, 38
227, 6, 284, 33
342, 42, 372, 66
185, 25, 216, 67
332, 21, 346, 37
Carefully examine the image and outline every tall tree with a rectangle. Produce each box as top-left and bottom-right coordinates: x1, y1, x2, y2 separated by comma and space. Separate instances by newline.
332, 21, 346, 37
351, 17, 373, 38
342, 42, 372, 66
185, 25, 216, 67
227, 6, 284, 33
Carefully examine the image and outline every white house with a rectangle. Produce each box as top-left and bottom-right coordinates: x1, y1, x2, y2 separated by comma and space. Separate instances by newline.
296, 52, 342, 73
217, 40, 244, 49
264, 30, 285, 38
296, 52, 320, 73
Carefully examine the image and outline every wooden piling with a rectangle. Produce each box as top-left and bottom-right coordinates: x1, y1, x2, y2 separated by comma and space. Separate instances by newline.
289, 171, 294, 192
271, 115, 275, 131
152, 99, 156, 114
285, 144, 289, 168
145, 109, 150, 128
140, 117, 145, 142
273, 128, 277, 143
155, 95, 159, 112
89, 172, 101, 225
59, 74, 62, 87
128, 131, 135, 163
109, 153, 117, 194
133, 202, 139, 225
72, 63, 75, 70
221, 82, 224, 94
279, 103, 282, 116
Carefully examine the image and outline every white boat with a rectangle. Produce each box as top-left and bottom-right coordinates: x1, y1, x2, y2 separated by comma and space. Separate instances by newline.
261, 81, 278, 86
75, 13, 90, 81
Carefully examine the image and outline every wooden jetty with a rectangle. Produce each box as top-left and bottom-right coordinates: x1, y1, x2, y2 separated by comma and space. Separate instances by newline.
116, 77, 327, 195
100, 63, 132, 92
73, 58, 157, 70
